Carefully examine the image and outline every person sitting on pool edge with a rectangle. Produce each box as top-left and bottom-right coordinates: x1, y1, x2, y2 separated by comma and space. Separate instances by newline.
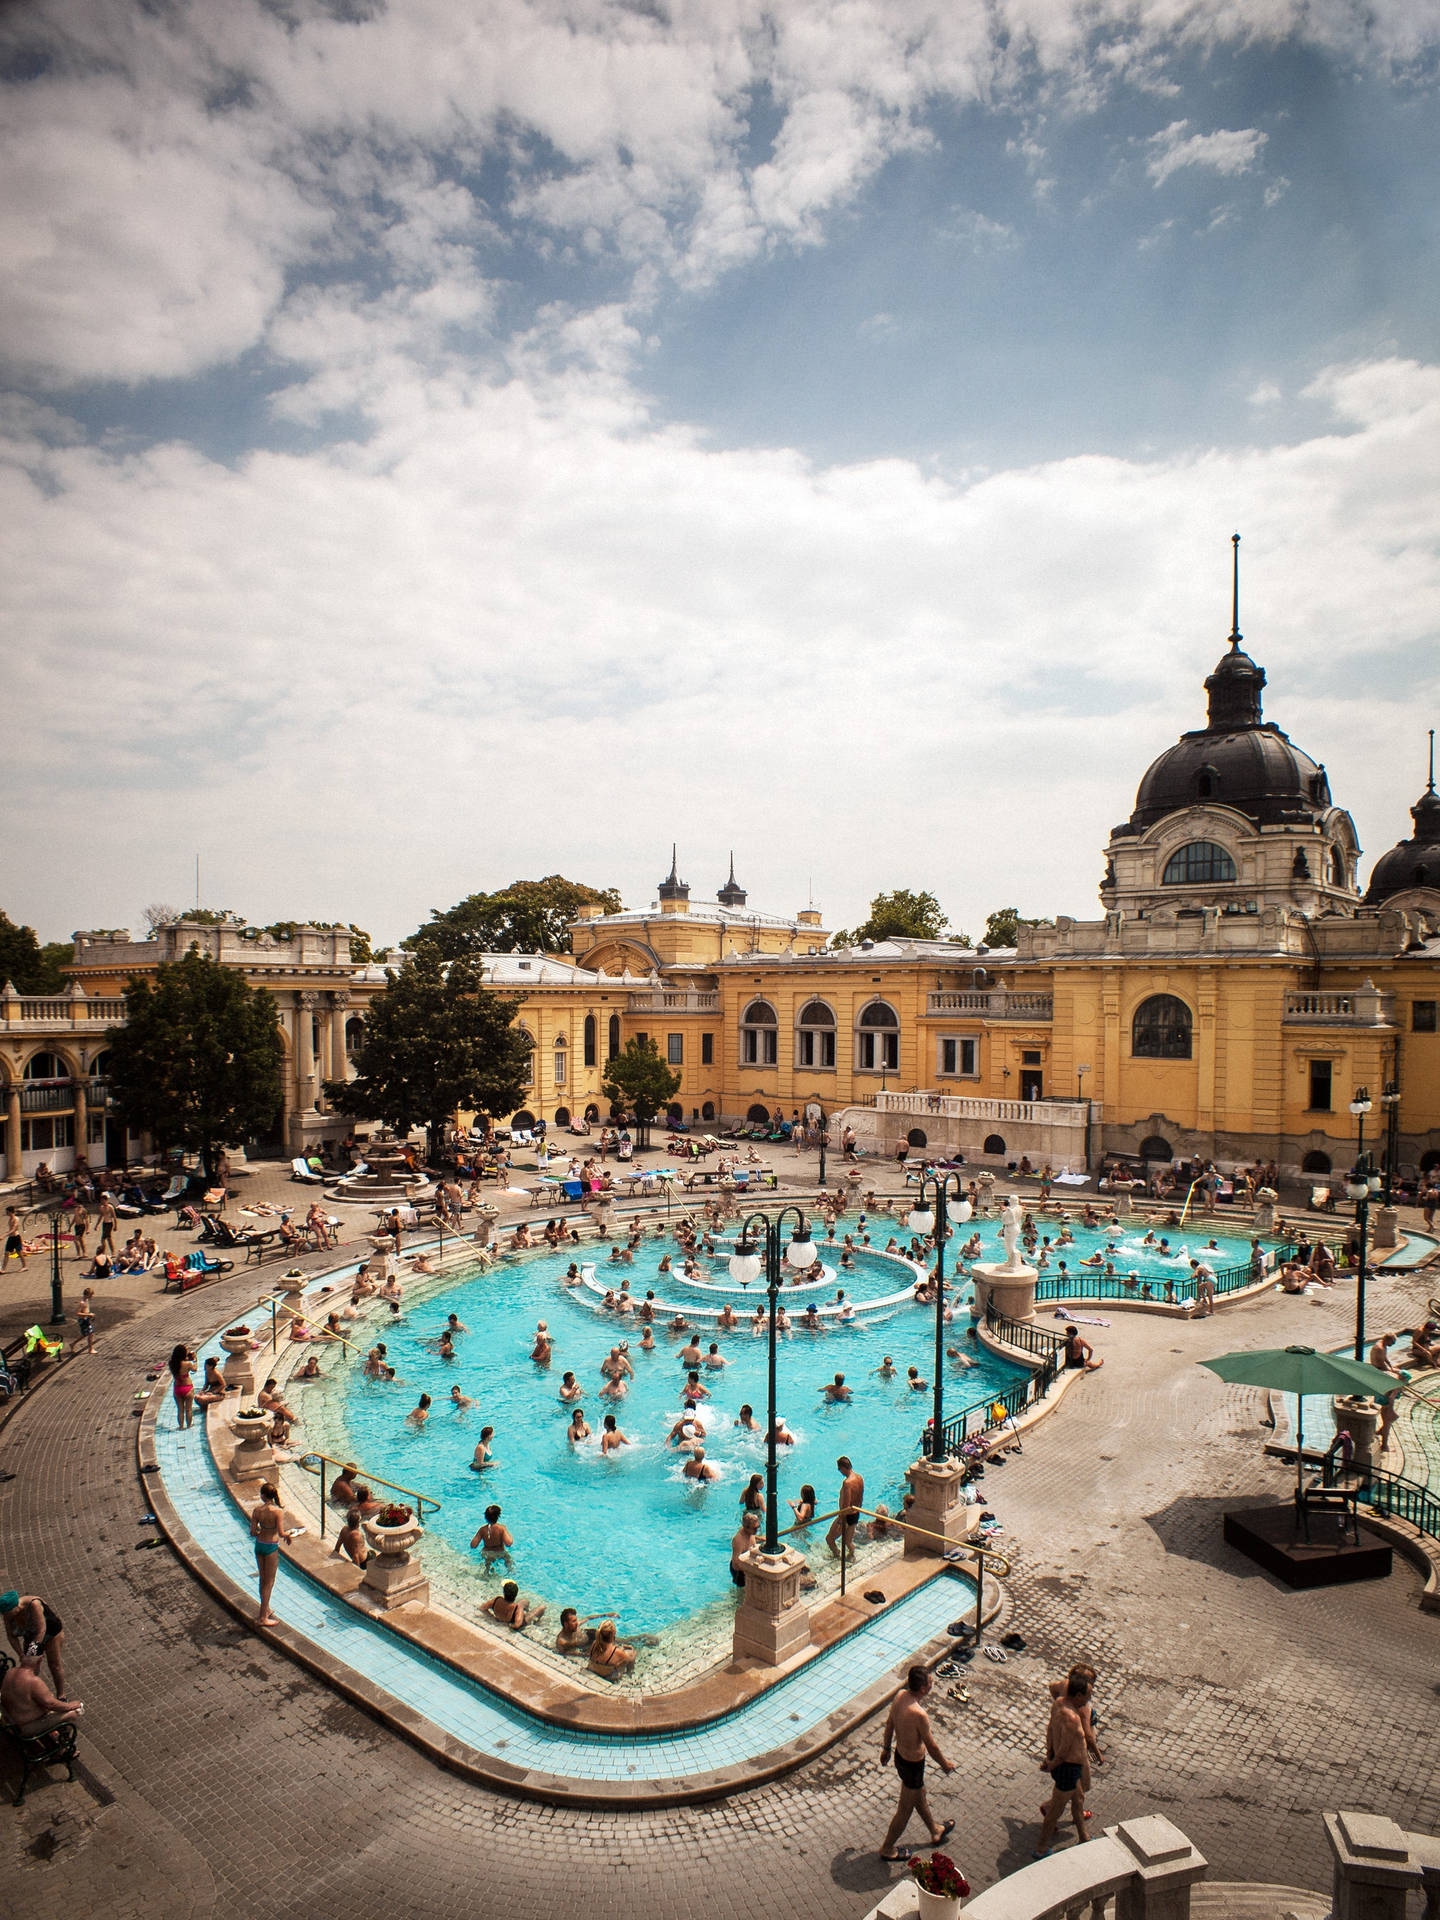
1063, 1325, 1102, 1370
587, 1620, 635, 1676
484, 1580, 545, 1630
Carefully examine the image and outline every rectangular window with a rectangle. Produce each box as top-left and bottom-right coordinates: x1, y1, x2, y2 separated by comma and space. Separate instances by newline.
939, 1037, 978, 1077
1308, 1059, 1333, 1112
763, 1029, 777, 1066
667, 1033, 684, 1066
797, 1029, 836, 1069
701, 1032, 713, 1065
88, 1115, 106, 1144
553, 1050, 566, 1085
1414, 1000, 1438, 1032
21, 1116, 73, 1151
858, 1032, 898, 1072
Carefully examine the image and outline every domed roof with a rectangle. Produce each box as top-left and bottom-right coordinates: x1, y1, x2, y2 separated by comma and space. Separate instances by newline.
1365, 748, 1440, 903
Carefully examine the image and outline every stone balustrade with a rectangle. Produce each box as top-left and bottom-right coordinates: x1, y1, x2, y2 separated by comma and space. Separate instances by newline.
925, 991, 1054, 1020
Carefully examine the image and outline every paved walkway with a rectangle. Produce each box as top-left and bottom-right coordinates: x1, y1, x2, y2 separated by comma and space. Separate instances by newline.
1, 1170, 1437, 1920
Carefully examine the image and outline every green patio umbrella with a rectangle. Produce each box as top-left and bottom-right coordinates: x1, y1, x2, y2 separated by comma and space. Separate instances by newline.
1199, 1344, 1401, 1490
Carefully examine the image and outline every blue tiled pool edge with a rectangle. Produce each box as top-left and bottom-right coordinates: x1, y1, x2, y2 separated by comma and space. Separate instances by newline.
139, 1372, 991, 1805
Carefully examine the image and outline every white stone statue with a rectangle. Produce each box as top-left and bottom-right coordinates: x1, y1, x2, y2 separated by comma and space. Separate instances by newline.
1000, 1194, 1025, 1272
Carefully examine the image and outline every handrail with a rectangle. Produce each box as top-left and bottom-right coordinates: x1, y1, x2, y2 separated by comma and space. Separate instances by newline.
772, 1501, 1007, 1630
271, 1296, 371, 1362
293, 1447, 443, 1540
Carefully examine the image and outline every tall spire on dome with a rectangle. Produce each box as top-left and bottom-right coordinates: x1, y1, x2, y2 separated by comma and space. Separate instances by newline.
1412, 729, 1440, 838
657, 844, 689, 904
717, 852, 747, 909
1204, 530, 1265, 731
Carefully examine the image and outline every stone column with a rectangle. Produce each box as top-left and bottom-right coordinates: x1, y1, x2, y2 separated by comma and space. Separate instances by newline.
731, 1546, 812, 1665
1332, 1396, 1381, 1471
903, 1457, 975, 1558
1113, 1815, 1209, 1920
971, 1258, 1038, 1324
330, 992, 352, 1088
72, 1078, 88, 1171
297, 994, 319, 1114
5, 1082, 22, 1180
1324, 1812, 1421, 1920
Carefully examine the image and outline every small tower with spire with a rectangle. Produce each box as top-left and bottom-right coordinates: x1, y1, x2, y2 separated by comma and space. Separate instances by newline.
1203, 533, 1267, 731
717, 853, 747, 910
657, 845, 690, 914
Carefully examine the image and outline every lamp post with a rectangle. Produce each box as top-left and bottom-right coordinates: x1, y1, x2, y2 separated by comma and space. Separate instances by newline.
47, 1206, 65, 1327
809, 1101, 829, 1189
729, 1206, 815, 1553
1076, 1063, 1090, 1102
1346, 1087, 1379, 1363
1380, 1078, 1401, 1207
906, 1172, 973, 1463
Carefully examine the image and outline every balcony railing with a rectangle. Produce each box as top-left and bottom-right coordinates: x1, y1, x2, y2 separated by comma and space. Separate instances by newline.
871, 1090, 1095, 1126
0, 994, 127, 1027
925, 990, 1053, 1020
19, 1083, 76, 1113
1283, 989, 1393, 1025
626, 991, 720, 1013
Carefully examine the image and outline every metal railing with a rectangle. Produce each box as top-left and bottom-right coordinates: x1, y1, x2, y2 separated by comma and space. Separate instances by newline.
1317, 1450, 1440, 1546
774, 1503, 1008, 1626
925, 1305, 1063, 1458
292, 1447, 442, 1539
1032, 1244, 1299, 1305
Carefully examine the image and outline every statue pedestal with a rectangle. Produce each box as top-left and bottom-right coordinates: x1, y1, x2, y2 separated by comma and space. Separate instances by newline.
903, 1458, 973, 1558
731, 1547, 812, 1666
971, 1260, 1038, 1324
1372, 1206, 1398, 1252
1253, 1189, 1279, 1236
1332, 1396, 1380, 1472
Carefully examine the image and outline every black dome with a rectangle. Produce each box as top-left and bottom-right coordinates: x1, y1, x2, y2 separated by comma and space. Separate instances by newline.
1129, 722, 1330, 831
1364, 781, 1440, 903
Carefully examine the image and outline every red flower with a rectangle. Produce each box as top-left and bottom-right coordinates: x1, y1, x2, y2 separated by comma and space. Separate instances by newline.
911, 1852, 970, 1897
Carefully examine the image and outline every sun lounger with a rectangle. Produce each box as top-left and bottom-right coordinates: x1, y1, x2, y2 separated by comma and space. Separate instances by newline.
291, 1157, 324, 1183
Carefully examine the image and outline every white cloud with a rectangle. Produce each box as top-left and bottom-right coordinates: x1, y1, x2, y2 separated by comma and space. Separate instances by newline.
1146, 119, 1268, 187
946, 208, 1020, 251
2, 345, 1438, 946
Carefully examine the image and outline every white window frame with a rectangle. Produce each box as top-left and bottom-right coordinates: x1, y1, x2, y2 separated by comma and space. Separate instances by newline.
937, 1036, 978, 1078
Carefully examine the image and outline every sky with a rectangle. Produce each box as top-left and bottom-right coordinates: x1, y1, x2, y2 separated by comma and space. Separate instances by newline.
3, 0, 1440, 952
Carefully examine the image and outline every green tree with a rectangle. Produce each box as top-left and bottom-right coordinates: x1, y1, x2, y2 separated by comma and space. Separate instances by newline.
104, 953, 285, 1175
982, 907, 1042, 949
404, 876, 622, 959
324, 950, 533, 1159
831, 889, 970, 947
0, 911, 72, 993
601, 1036, 682, 1128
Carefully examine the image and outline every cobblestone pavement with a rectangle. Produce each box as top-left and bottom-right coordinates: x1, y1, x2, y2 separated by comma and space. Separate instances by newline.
1, 1178, 1437, 1920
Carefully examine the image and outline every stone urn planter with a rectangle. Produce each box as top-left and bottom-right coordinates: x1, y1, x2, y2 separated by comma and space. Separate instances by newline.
229, 1408, 274, 1480
911, 1852, 969, 1920
360, 1504, 429, 1610
220, 1325, 257, 1394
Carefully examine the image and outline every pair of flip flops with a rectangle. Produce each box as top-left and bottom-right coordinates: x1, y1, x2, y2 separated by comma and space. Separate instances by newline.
984, 1645, 1008, 1663
864, 1590, 888, 1605
946, 1683, 971, 1703
1000, 1631, 1026, 1652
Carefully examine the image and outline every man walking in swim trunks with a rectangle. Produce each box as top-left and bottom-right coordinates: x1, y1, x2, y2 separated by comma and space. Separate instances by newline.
878, 1666, 955, 1860
1036, 1672, 1093, 1854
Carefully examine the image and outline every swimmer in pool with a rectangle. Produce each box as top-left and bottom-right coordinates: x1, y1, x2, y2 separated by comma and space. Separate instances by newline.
470, 1426, 498, 1469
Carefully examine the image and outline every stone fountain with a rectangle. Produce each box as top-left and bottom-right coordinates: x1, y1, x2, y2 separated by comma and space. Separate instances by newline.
326, 1132, 431, 1203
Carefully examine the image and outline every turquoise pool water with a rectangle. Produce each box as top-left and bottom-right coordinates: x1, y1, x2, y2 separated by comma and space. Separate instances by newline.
292, 1240, 1022, 1649
154, 1346, 980, 1787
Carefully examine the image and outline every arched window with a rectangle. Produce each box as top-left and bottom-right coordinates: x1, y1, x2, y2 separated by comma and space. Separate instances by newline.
700, 1101, 715, 1122
1301, 1149, 1332, 1174
1139, 1135, 1174, 1162
746, 1102, 771, 1123
607, 1013, 621, 1061
584, 1103, 600, 1123
795, 1000, 836, 1069
511, 1109, 536, 1131
1162, 841, 1236, 885
24, 1051, 66, 1081
1132, 996, 1193, 1059
583, 1014, 597, 1067
855, 1000, 899, 1072
1420, 1149, 1440, 1175
666, 1102, 684, 1124
741, 1000, 778, 1067
552, 1036, 567, 1086
906, 1128, 928, 1148
553, 1107, 570, 1127
344, 1016, 365, 1057
1329, 846, 1346, 887
983, 1133, 1006, 1156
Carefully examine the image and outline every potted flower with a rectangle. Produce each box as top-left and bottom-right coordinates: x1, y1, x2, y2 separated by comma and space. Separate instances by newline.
911, 1852, 969, 1920
363, 1501, 423, 1559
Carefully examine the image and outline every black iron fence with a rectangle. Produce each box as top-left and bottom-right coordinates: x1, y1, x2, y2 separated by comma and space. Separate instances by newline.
1033, 1243, 1299, 1307
925, 1304, 1064, 1458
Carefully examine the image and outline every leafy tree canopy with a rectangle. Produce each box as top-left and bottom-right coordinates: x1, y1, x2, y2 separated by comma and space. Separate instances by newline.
0, 911, 72, 994
325, 950, 533, 1156
982, 906, 1043, 949
831, 889, 972, 949
404, 876, 622, 960
600, 1035, 683, 1126
105, 952, 284, 1175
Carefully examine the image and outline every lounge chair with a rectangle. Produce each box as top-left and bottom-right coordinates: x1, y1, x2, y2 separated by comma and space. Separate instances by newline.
291, 1157, 324, 1183
184, 1249, 233, 1277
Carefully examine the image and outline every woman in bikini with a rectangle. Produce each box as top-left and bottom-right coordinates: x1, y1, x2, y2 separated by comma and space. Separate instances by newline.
250, 1481, 286, 1626
168, 1343, 196, 1429
587, 1620, 636, 1675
